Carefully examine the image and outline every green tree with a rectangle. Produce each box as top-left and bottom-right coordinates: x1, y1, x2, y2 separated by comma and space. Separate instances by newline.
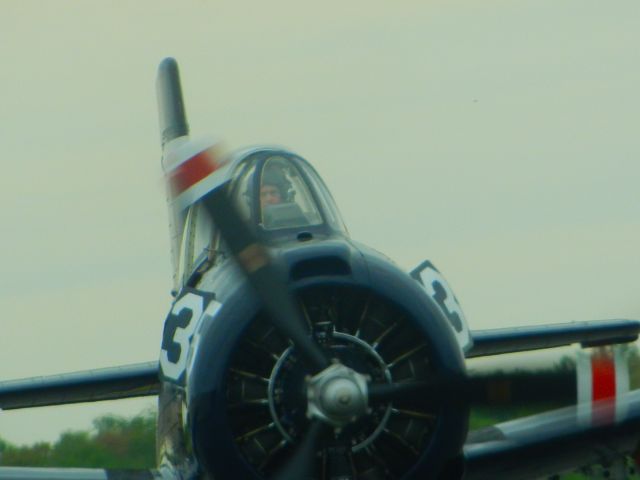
0, 409, 156, 469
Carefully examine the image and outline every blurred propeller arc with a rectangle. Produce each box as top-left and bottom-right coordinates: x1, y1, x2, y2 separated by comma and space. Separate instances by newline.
201, 186, 329, 373
273, 420, 328, 480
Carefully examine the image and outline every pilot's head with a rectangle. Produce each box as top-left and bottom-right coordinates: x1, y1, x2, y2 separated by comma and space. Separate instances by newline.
260, 168, 290, 207
260, 183, 282, 206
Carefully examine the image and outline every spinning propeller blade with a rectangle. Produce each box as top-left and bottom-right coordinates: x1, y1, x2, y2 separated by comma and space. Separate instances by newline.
202, 186, 329, 372
368, 377, 458, 404
274, 420, 327, 480
369, 368, 576, 408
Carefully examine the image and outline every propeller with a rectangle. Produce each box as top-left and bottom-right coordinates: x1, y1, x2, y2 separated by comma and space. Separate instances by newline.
201, 185, 329, 373
368, 377, 461, 404
274, 420, 328, 480
201, 186, 352, 479
368, 368, 576, 408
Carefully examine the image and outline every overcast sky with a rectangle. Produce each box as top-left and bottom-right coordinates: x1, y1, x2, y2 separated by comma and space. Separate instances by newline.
1, 0, 639, 445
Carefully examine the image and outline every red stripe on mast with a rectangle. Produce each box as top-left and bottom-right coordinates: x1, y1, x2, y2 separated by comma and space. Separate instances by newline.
592, 355, 616, 401
169, 148, 220, 196
591, 353, 616, 424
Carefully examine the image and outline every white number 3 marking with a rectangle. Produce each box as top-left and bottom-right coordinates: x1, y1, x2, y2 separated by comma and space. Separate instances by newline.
160, 293, 203, 381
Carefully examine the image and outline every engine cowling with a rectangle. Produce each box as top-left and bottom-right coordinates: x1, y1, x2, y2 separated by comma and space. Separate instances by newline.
188, 251, 468, 479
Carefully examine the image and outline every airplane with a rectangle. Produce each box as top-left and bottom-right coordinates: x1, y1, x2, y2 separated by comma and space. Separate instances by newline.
1, 57, 640, 480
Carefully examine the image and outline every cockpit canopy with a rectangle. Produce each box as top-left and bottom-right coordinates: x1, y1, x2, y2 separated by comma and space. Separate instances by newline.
230, 151, 345, 235
175, 149, 347, 289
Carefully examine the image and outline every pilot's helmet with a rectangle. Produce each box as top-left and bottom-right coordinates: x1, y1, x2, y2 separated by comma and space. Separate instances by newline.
261, 166, 293, 203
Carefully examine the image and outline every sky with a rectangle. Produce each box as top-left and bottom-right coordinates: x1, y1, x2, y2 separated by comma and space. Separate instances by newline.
1, 0, 639, 445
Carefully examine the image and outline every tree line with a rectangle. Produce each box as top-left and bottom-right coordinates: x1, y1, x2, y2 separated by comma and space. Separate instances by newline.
0, 410, 156, 469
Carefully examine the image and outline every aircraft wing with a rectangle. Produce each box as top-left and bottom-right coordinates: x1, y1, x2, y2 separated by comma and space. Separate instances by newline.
0, 364, 162, 478
466, 319, 640, 358
464, 390, 640, 479
0, 362, 159, 410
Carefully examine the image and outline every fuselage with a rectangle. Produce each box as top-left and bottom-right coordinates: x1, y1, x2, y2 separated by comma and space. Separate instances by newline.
157, 147, 469, 479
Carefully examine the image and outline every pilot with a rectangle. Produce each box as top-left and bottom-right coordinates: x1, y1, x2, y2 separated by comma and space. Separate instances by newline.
260, 183, 282, 207
259, 168, 290, 209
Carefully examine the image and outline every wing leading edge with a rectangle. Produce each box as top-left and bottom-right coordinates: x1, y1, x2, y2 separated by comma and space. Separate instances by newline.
0, 362, 159, 410
466, 319, 640, 358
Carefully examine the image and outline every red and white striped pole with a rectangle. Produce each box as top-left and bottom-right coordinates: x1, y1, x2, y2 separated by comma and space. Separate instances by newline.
577, 345, 630, 426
